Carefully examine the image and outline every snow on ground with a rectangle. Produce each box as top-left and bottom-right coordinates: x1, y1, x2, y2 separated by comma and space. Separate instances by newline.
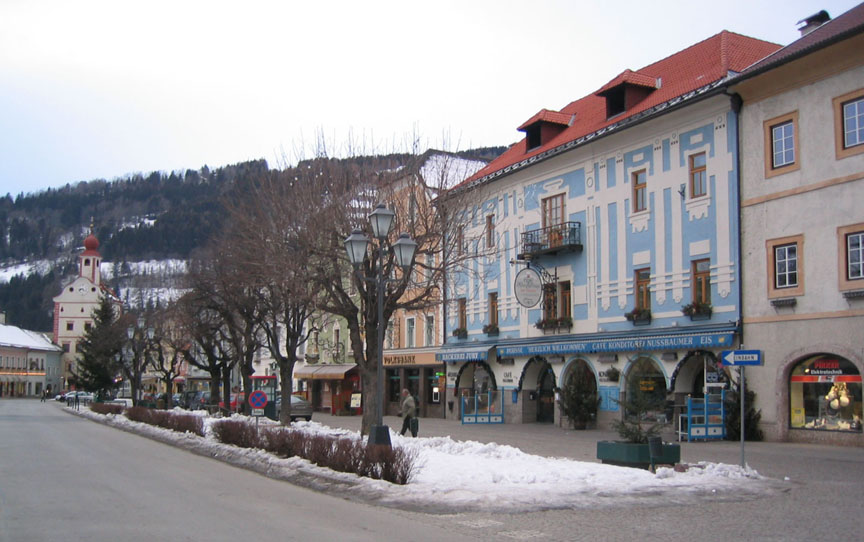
73, 406, 780, 513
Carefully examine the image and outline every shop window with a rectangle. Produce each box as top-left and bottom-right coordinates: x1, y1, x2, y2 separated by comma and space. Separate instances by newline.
833, 88, 864, 159
635, 268, 651, 310
387, 369, 400, 403
838, 223, 864, 291
691, 259, 711, 304
632, 170, 647, 212
625, 358, 667, 423
790, 355, 862, 432
766, 235, 804, 298
689, 152, 707, 198
406, 368, 420, 398
763, 111, 800, 178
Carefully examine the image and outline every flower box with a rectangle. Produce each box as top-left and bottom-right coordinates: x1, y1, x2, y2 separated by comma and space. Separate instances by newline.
482, 324, 499, 336
452, 328, 467, 339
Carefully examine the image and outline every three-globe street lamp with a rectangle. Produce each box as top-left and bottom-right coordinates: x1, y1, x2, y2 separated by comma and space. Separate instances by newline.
344, 204, 417, 447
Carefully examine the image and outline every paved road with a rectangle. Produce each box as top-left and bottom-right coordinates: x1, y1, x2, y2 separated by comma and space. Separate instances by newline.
0, 399, 477, 542
3, 400, 863, 541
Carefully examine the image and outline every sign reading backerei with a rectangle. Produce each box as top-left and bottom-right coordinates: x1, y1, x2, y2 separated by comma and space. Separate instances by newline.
497, 332, 734, 357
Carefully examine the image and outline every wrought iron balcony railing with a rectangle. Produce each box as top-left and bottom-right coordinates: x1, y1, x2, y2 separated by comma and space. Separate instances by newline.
518, 221, 582, 260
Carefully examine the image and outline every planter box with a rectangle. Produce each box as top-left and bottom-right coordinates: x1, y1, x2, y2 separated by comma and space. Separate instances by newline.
689, 311, 712, 321
596, 440, 680, 469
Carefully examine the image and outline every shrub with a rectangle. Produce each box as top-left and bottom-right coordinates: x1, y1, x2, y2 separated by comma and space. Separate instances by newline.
211, 419, 262, 449
123, 406, 205, 436
214, 422, 418, 485
261, 427, 304, 458
90, 403, 123, 415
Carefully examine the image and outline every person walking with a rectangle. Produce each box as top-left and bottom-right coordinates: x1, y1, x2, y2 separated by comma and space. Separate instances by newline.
399, 389, 418, 437
74, 392, 80, 411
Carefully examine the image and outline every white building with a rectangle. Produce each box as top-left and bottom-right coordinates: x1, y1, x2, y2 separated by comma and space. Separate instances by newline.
0, 316, 62, 397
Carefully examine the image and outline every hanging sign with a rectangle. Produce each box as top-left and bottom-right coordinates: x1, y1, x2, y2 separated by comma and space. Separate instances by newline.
514, 267, 543, 308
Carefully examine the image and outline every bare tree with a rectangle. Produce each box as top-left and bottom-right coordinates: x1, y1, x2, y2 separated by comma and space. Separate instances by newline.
186, 247, 263, 414
147, 306, 187, 409
293, 151, 486, 436
174, 290, 233, 409
222, 169, 317, 424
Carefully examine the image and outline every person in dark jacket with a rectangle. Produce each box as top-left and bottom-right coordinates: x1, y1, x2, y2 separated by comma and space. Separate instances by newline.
399, 389, 417, 437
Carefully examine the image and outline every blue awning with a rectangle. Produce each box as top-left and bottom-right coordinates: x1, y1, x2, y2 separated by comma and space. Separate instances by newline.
436, 346, 496, 363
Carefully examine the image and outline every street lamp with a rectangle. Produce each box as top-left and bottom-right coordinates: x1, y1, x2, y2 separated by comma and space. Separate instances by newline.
344, 203, 417, 447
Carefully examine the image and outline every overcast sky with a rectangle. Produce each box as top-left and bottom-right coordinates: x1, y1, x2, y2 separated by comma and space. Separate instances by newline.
1, 0, 860, 196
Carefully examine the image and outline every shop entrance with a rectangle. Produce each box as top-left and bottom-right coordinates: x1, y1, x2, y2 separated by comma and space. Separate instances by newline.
537, 366, 556, 423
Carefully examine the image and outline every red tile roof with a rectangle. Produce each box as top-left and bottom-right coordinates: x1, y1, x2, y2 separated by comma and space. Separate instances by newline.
596, 69, 658, 95
736, 3, 864, 78
517, 109, 573, 131
457, 31, 781, 190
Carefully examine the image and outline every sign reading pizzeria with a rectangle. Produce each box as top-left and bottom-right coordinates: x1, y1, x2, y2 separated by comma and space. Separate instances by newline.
514, 267, 543, 308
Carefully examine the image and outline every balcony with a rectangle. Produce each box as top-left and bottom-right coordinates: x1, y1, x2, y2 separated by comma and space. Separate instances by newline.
518, 221, 582, 260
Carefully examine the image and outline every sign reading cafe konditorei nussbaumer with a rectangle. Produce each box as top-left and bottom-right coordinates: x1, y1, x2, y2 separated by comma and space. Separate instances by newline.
496, 331, 734, 357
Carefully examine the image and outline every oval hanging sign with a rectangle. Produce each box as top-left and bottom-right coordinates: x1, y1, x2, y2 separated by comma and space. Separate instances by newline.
514, 267, 543, 308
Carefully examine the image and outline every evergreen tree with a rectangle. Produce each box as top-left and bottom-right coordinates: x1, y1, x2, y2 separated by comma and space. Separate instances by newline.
75, 297, 122, 400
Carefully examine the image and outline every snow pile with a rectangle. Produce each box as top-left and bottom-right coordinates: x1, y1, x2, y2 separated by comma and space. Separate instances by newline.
73, 407, 780, 513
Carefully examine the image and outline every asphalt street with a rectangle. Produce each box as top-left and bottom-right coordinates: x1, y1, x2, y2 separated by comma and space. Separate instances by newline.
2, 399, 862, 541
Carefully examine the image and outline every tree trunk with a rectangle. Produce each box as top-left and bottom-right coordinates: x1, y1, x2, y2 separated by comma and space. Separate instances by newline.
279, 362, 295, 425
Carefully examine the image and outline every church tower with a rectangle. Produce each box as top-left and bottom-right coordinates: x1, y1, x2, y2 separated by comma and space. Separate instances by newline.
52, 227, 110, 389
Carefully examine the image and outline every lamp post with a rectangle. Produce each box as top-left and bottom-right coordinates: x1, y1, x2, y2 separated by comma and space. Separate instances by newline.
344, 204, 417, 447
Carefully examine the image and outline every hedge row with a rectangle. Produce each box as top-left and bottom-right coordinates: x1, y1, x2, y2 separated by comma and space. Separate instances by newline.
124, 406, 205, 436
212, 419, 417, 485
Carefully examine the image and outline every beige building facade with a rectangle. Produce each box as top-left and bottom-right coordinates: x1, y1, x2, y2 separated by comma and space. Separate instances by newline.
732, 7, 864, 444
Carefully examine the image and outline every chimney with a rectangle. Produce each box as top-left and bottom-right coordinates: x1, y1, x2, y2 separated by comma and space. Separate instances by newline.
797, 10, 831, 36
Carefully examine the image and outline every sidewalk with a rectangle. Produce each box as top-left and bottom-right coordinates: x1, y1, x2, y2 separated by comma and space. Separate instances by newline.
312, 412, 864, 482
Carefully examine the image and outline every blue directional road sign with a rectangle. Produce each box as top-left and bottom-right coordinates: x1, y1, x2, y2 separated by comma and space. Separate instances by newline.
720, 350, 763, 366
248, 390, 268, 409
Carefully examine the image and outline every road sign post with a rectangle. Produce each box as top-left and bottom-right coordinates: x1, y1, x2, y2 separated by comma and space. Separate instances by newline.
721, 348, 761, 467
248, 390, 268, 432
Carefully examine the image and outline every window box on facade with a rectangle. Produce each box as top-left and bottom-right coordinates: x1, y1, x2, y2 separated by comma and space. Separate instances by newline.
624, 308, 652, 326
681, 301, 713, 321
452, 328, 467, 339
482, 324, 499, 336
534, 316, 572, 333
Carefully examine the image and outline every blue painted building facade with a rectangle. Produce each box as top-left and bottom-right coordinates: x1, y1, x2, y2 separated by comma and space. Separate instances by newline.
431, 31, 787, 425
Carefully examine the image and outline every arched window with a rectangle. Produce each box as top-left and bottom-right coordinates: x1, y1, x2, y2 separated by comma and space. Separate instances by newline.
790, 355, 862, 432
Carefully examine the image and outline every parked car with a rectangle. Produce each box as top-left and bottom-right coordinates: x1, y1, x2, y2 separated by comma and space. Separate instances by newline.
219, 393, 245, 412
187, 391, 211, 410
63, 391, 94, 404
275, 395, 313, 422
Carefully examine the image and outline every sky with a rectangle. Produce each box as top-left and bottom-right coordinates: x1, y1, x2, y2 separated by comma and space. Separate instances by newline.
79, 407, 784, 512
2, 0, 861, 197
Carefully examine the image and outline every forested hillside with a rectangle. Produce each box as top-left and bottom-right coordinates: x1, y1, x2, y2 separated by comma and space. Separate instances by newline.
0, 146, 507, 331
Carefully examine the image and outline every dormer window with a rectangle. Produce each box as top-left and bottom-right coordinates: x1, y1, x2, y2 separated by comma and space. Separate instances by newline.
596, 69, 658, 120
605, 86, 626, 118
518, 109, 573, 151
